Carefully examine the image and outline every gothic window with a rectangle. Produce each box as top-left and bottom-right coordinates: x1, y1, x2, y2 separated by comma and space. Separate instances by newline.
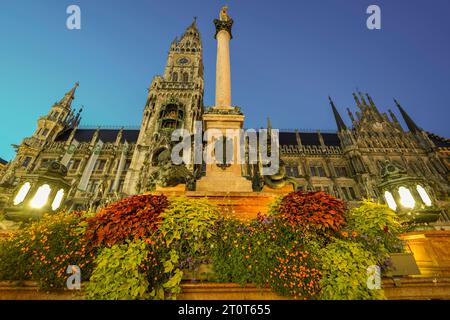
22, 156, 32, 168
70, 159, 81, 171
183, 72, 189, 82
87, 180, 99, 193
172, 72, 178, 82
159, 104, 184, 130
348, 187, 356, 199
286, 165, 299, 178
310, 165, 326, 177
42, 128, 49, 136
124, 160, 131, 171
95, 159, 106, 172
118, 180, 125, 192
335, 166, 348, 177
341, 187, 349, 200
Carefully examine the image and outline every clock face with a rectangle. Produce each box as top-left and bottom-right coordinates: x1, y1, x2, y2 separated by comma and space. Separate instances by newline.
178, 57, 190, 65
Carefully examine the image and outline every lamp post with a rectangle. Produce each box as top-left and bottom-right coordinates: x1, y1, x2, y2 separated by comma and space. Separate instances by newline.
378, 160, 441, 225
5, 161, 70, 221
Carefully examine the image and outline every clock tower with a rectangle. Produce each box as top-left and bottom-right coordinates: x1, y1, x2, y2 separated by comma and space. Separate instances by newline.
123, 19, 204, 195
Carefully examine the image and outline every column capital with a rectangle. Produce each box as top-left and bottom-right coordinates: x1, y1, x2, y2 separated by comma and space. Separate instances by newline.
214, 18, 234, 39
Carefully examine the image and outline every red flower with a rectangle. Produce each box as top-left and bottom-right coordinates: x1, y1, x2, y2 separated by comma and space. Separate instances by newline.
277, 191, 346, 234
84, 194, 168, 247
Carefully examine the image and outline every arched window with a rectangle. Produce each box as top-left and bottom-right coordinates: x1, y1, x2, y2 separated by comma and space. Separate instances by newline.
183, 72, 189, 82
172, 72, 178, 82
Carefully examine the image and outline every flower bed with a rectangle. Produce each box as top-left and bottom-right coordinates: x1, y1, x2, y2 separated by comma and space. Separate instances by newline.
0, 192, 407, 300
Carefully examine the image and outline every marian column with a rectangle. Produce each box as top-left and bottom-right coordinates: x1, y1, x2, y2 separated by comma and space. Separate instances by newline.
214, 8, 234, 109
196, 6, 253, 192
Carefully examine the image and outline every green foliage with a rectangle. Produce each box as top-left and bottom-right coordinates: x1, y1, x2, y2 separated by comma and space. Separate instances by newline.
152, 249, 184, 300
319, 239, 385, 300
343, 200, 405, 266
0, 211, 95, 290
152, 197, 219, 299
159, 197, 219, 269
0, 234, 31, 282
347, 200, 403, 238
86, 240, 154, 300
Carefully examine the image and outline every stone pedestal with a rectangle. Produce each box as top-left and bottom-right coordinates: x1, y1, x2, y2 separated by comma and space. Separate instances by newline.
196, 112, 253, 193
151, 190, 279, 220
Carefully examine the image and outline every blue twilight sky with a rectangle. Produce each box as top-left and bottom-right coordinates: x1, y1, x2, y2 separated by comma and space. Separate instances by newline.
0, 0, 449, 161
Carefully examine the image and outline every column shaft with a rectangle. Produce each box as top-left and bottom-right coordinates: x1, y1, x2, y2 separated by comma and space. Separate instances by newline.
215, 30, 232, 109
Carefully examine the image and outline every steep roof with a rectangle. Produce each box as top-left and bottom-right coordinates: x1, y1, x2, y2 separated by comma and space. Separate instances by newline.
279, 131, 341, 147
55, 129, 140, 143
54, 128, 449, 149
0, 157, 8, 165
427, 132, 450, 148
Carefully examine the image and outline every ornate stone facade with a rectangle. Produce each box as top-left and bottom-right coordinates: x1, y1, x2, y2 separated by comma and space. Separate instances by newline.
0, 20, 449, 217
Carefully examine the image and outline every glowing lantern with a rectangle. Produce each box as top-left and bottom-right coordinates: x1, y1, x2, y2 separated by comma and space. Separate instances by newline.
384, 191, 397, 211
398, 186, 415, 209
13, 182, 31, 205
51, 189, 65, 211
416, 185, 432, 207
30, 184, 52, 209
377, 160, 440, 224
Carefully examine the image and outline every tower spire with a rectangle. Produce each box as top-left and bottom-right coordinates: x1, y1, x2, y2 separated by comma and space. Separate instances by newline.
352, 92, 363, 110
366, 93, 383, 120
328, 96, 347, 131
59, 82, 79, 108
267, 116, 272, 130
347, 107, 356, 123
357, 90, 368, 107
394, 98, 421, 133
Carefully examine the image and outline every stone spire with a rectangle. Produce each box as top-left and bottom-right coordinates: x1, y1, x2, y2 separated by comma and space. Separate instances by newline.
328, 96, 347, 131
394, 98, 421, 133
59, 82, 79, 109
366, 93, 383, 121
267, 116, 272, 130
347, 107, 356, 123
353, 92, 363, 110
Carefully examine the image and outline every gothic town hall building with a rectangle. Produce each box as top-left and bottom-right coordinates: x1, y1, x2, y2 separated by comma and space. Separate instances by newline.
0, 21, 449, 218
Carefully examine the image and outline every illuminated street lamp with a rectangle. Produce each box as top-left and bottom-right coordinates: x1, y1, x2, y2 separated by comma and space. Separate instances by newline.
378, 160, 441, 224
5, 161, 70, 221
